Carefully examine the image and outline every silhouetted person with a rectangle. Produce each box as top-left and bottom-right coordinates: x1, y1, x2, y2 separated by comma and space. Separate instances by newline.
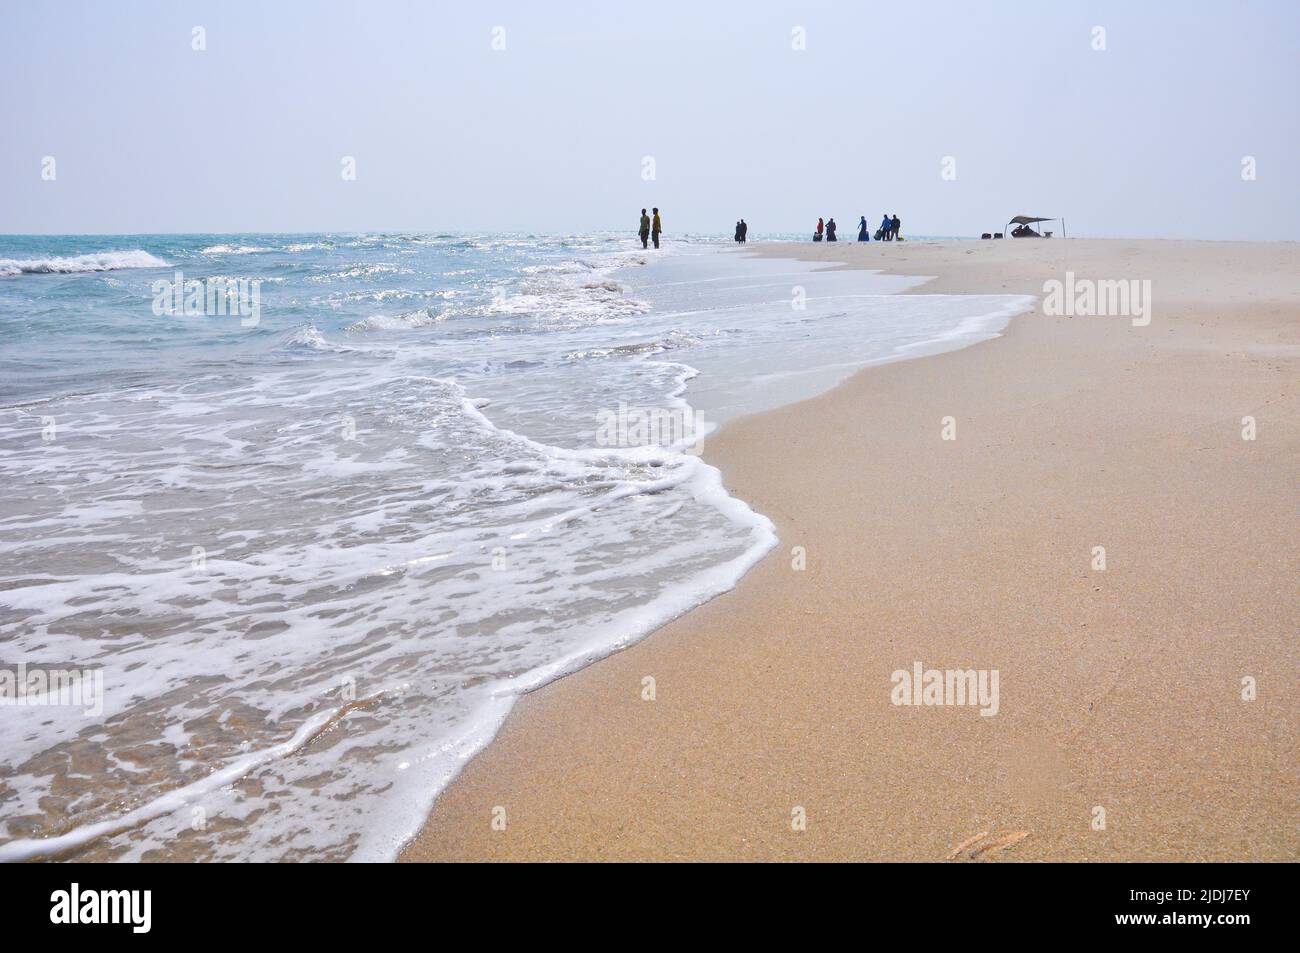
639, 208, 650, 248
826, 218, 838, 241
739, 219, 747, 242
651, 208, 662, 249
891, 215, 901, 240
880, 213, 892, 241
858, 216, 869, 241
735, 221, 743, 242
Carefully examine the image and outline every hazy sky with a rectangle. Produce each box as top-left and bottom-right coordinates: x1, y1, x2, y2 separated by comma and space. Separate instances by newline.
2, 0, 1297, 237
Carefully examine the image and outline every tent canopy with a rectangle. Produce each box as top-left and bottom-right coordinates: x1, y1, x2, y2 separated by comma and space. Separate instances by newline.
1008, 215, 1056, 226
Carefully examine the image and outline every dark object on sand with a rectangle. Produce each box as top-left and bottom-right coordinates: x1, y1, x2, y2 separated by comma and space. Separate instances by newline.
981, 233, 993, 240
1005, 215, 1064, 238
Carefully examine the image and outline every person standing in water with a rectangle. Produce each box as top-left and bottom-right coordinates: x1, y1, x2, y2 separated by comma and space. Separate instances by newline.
826, 217, 838, 241
638, 209, 651, 248
814, 217, 824, 241
858, 216, 869, 241
651, 208, 662, 249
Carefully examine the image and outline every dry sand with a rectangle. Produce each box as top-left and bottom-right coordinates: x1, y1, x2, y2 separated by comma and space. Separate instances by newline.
403, 239, 1298, 862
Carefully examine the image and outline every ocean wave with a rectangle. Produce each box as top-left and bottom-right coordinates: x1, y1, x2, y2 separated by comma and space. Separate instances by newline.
280, 324, 349, 351
200, 244, 275, 255
311, 264, 410, 282
519, 259, 599, 276
581, 279, 628, 293
345, 308, 445, 332
562, 329, 705, 361
0, 250, 168, 277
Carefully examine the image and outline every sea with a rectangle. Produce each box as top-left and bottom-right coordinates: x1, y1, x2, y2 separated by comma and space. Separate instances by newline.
0, 232, 1034, 861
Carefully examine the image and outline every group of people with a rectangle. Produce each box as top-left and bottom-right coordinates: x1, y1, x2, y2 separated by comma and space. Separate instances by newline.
870, 213, 902, 241
837, 214, 901, 242
634, 208, 900, 246
814, 214, 900, 242
813, 217, 838, 242
637, 208, 663, 249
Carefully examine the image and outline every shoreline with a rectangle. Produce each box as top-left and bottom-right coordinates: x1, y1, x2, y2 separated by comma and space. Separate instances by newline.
402, 239, 1299, 862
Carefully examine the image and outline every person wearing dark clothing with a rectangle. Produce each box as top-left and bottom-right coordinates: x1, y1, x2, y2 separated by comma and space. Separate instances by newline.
651, 208, 662, 249
638, 209, 650, 248
880, 213, 892, 242
826, 218, 837, 241
891, 215, 901, 240
734, 221, 743, 242
857, 216, 869, 241
738, 219, 747, 242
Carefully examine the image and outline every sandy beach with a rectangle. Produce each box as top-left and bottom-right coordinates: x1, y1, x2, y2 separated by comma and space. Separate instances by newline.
400, 239, 1298, 862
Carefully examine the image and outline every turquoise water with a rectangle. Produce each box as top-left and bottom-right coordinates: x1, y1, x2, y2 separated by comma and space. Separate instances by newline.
1, 232, 653, 402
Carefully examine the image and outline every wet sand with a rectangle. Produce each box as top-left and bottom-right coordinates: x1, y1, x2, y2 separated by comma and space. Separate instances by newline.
402, 239, 1299, 861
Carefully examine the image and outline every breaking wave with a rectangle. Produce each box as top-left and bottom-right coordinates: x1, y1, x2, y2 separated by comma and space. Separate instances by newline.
0, 250, 168, 277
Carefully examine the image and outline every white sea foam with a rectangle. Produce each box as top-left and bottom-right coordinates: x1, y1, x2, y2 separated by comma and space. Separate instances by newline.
200, 244, 275, 255
280, 324, 350, 350
0, 250, 167, 277
0, 707, 340, 863
0, 363, 772, 862
345, 309, 443, 332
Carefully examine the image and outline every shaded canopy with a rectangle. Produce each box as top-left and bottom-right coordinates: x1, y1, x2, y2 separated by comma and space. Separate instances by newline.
1008, 215, 1055, 226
